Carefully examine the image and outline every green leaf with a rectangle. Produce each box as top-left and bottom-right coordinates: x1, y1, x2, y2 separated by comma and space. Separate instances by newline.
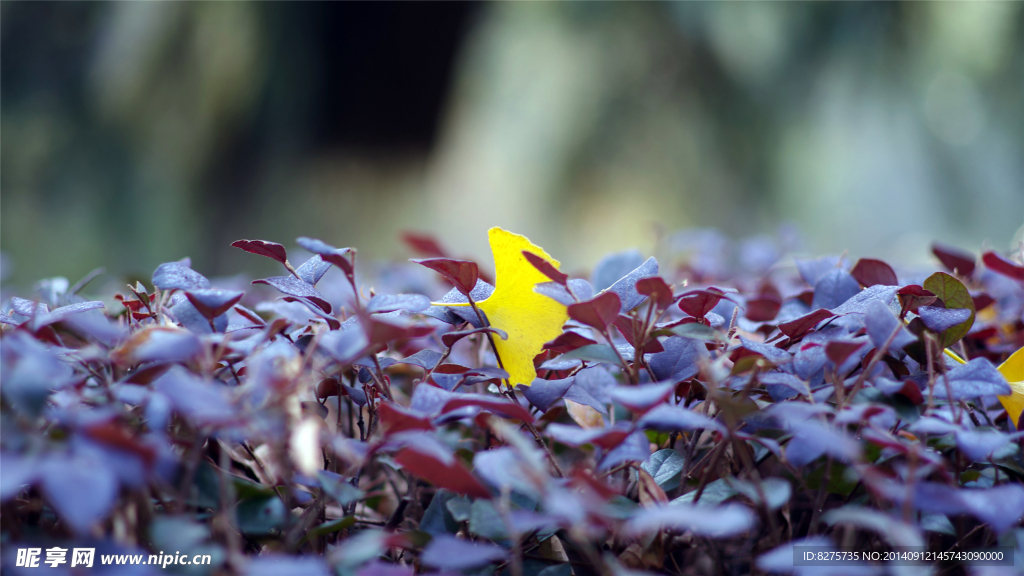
922, 272, 976, 348
641, 449, 686, 491
469, 499, 508, 541
445, 496, 472, 523
805, 462, 858, 496
236, 496, 287, 535
421, 489, 460, 535
318, 471, 364, 507
671, 478, 737, 507
558, 344, 622, 364
669, 322, 723, 342
304, 516, 356, 542
232, 476, 277, 500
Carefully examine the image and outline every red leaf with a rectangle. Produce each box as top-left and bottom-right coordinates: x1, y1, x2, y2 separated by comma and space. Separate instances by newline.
316, 378, 340, 399
745, 296, 781, 322
543, 331, 597, 354
636, 277, 674, 310
932, 243, 976, 277
825, 340, 864, 365
677, 288, 726, 319
394, 447, 490, 499
441, 395, 534, 424
896, 380, 924, 405
83, 421, 156, 466
379, 402, 435, 435
522, 251, 567, 285
435, 363, 470, 374
778, 309, 835, 340
364, 316, 435, 348
982, 251, 1024, 282
401, 232, 448, 258
972, 293, 995, 311
231, 239, 288, 266
897, 285, 937, 315
567, 292, 621, 332
412, 258, 480, 295
851, 258, 898, 287
441, 327, 508, 348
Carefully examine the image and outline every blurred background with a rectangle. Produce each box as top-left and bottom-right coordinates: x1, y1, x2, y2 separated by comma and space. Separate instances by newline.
2, 2, 1023, 289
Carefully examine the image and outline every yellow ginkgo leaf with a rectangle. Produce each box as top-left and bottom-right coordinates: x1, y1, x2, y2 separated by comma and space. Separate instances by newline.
436, 227, 569, 387
945, 347, 1024, 428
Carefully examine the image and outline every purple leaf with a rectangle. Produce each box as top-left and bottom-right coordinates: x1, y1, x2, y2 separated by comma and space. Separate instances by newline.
1, 454, 39, 501
570, 366, 616, 405
422, 279, 494, 326
396, 349, 443, 370
955, 429, 1017, 462
627, 503, 756, 537
319, 325, 370, 364
932, 358, 1010, 399
29, 300, 106, 330
545, 423, 632, 449
420, 535, 506, 571
10, 297, 48, 316
649, 336, 709, 382
253, 276, 332, 314
170, 299, 227, 334
605, 256, 659, 312
246, 555, 332, 576
864, 300, 917, 352
638, 404, 726, 433
598, 430, 651, 471
520, 377, 574, 412
732, 336, 792, 366
918, 306, 972, 333
296, 237, 353, 277
113, 327, 202, 365
821, 506, 924, 548
959, 485, 1024, 534
607, 382, 675, 412
756, 537, 836, 574
152, 260, 210, 291
785, 420, 861, 467
40, 453, 119, 534
812, 269, 860, 310
295, 255, 332, 286
185, 289, 244, 320
796, 256, 845, 286
759, 372, 810, 397
366, 293, 431, 314
591, 249, 644, 292
152, 366, 236, 425
534, 281, 577, 306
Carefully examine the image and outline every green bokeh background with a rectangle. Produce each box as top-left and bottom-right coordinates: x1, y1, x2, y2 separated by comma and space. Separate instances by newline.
2, 2, 1022, 289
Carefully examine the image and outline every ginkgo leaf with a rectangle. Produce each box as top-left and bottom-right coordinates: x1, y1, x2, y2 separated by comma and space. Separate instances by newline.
946, 347, 1024, 428
433, 228, 569, 387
